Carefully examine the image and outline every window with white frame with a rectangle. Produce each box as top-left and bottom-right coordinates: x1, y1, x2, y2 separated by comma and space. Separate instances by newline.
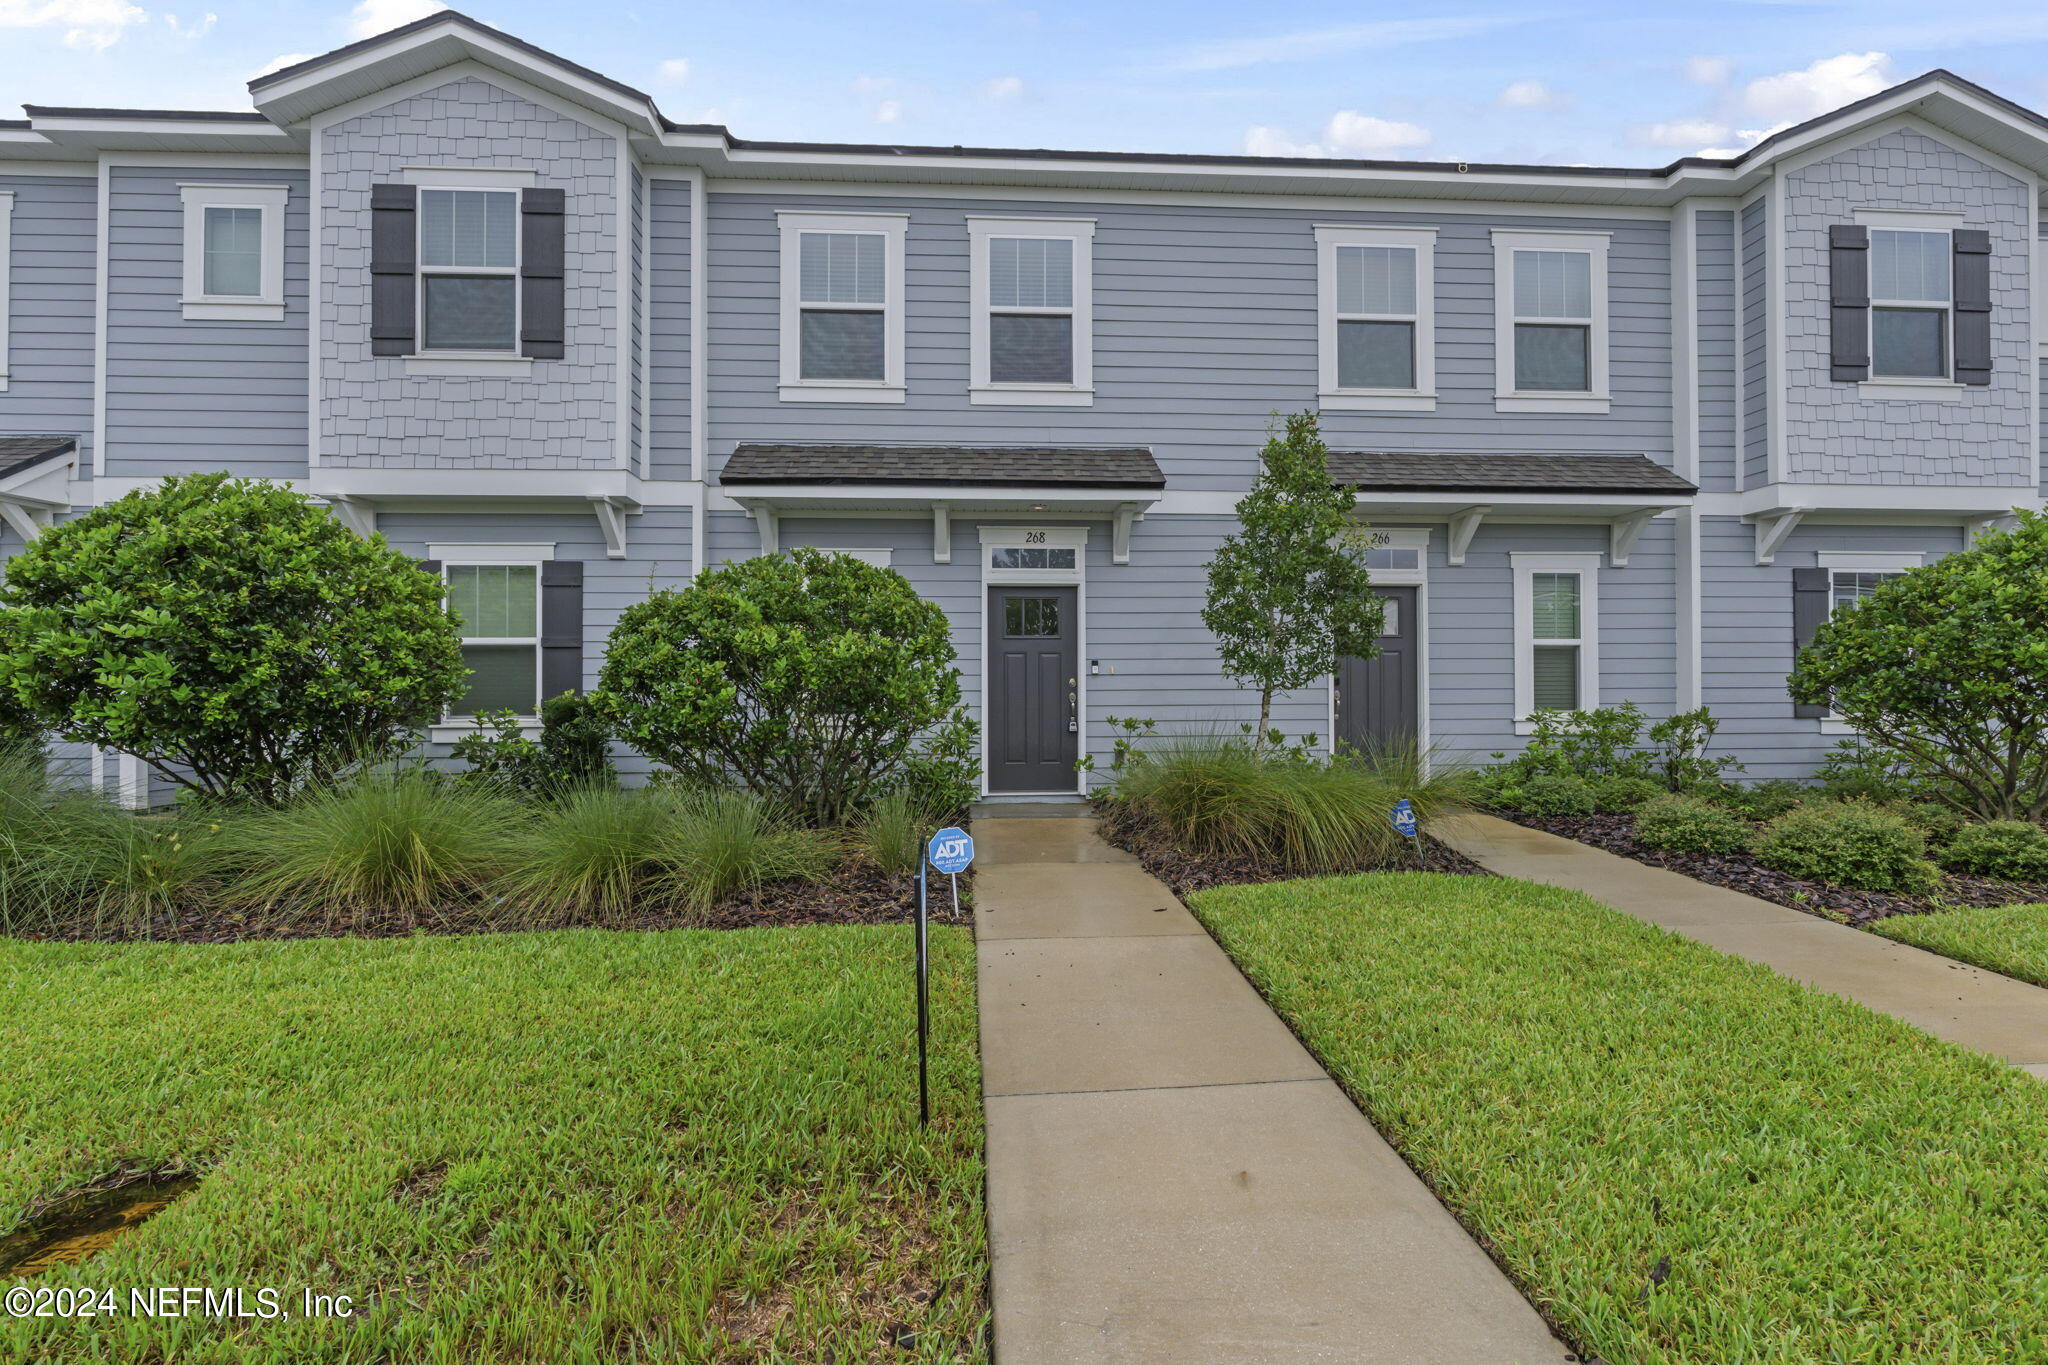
179, 183, 288, 321
418, 188, 520, 352
445, 563, 541, 716
1316, 224, 1435, 411
1512, 552, 1601, 726
1493, 230, 1609, 412
778, 211, 908, 402
969, 217, 1094, 404
1868, 228, 1951, 379
982, 527, 1086, 582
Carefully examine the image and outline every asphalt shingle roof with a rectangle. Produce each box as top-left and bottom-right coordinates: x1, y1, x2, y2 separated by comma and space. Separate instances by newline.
1327, 452, 1696, 496
0, 435, 77, 480
722, 444, 1166, 488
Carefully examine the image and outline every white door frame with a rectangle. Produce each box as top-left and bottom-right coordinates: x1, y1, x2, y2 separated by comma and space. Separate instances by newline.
978, 524, 1089, 796
1327, 526, 1431, 762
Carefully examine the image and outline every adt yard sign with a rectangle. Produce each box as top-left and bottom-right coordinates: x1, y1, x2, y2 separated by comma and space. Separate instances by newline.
1390, 799, 1418, 839
928, 827, 974, 874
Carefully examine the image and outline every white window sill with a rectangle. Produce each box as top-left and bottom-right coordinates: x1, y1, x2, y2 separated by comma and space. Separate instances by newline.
180, 298, 285, 322
1319, 390, 1436, 413
1495, 392, 1611, 415
1858, 379, 1965, 402
430, 718, 541, 742
779, 381, 906, 404
405, 354, 534, 377
969, 384, 1094, 407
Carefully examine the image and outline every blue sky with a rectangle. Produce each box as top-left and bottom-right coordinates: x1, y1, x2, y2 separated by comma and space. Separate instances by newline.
7, 0, 2048, 165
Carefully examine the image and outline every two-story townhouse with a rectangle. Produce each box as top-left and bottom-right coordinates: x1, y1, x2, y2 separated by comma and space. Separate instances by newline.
1, 12, 2043, 803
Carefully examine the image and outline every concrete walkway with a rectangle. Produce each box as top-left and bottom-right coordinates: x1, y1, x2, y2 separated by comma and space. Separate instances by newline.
1441, 812, 2048, 1078
974, 816, 1570, 1364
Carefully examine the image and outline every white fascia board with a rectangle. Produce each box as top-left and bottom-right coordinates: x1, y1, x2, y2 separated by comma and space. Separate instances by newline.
1722, 483, 2045, 518
90, 471, 698, 508
719, 483, 1163, 511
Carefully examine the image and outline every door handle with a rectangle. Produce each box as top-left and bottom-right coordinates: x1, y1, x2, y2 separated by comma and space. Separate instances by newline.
1067, 678, 1078, 733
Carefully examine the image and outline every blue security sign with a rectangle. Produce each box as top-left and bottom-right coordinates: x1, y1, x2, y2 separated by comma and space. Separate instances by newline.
1390, 799, 1418, 839
927, 827, 975, 875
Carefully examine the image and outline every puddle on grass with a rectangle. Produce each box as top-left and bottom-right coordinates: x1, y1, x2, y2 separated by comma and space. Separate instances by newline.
0, 1174, 198, 1278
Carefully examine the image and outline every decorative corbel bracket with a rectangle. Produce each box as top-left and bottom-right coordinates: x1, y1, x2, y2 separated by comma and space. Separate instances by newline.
1445, 505, 1490, 567
1112, 503, 1143, 565
590, 496, 632, 559
932, 502, 952, 564
1752, 508, 1807, 565
1609, 509, 1657, 568
323, 495, 378, 539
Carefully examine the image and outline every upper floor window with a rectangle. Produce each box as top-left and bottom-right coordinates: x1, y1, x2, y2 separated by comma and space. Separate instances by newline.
180, 182, 289, 322
1315, 224, 1435, 412
968, 217, 1094, 406
1868, 229, 1950, 379
778, 211, 907, 403
419, 188, 519, 352
1492, 229, 1610, 414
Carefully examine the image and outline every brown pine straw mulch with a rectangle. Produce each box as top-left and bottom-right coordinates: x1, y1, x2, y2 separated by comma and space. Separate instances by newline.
1498, 808, 2048, 928
11, 864, 955, 946
1093, 801, 1489, 903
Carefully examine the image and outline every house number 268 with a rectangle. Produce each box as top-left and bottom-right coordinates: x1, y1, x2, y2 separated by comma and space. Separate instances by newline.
1025, 531, 1046, 544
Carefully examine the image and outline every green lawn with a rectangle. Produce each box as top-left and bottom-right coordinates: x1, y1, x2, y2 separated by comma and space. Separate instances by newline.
1194, 872, 2048, 1365
0, 926, 986, 1364
1874, 903, 2048, 988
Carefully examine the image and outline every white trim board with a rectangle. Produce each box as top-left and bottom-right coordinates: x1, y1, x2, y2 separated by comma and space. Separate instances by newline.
0, 191, 12, 391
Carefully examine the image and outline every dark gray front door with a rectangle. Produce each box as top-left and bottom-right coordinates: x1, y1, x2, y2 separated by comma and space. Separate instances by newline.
1336, 587, 1419, 754
988, 586, 1079, 792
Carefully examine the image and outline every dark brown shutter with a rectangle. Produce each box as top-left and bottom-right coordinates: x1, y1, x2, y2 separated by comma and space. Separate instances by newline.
370, 183, 418, 357
1791, 567, 1831, 719
520, 187, 566, 360
1828, 224, 1869, 382
539, 559, 584, 699
1952, 228, 1992, 386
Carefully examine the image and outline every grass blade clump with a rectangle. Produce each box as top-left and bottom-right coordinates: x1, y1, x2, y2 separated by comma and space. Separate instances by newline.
222, 767, 526, 922
495, 785, 681, 923
658, 791, 840, 914
854, 789, 928, 878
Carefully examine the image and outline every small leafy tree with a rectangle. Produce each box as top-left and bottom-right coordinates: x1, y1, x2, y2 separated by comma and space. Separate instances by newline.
1789, 511, 2048, 820
1203, 412, 1382, 740
0, 473, 465, 806
451, 691, 616, 799
595, 547, 976, 825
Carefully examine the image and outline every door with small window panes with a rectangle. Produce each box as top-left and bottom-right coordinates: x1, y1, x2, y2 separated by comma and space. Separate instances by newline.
1336, 586, 1419, 753
987, 585, 1079, 791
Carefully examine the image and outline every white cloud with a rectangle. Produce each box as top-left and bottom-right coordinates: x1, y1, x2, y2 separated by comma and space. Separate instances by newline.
851, 74, 894, 95
1631, 117, 1732, 149
1497, 80, 1570, 112
1243, 111, 1432, 158
251, 50, 312, 78
162, 8, 211, 40
1737, 51, 1893, 123
981, 75, 1023, 100
657, 57, 690, 85
874, 98, 902, 125
1683, 55, 1733, 86
346, 0, 443, 41
1158, 14, 1520, 74
0, 0, 149, 51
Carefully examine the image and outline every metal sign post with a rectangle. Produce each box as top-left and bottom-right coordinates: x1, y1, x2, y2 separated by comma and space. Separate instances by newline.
916, 827, 975, 1129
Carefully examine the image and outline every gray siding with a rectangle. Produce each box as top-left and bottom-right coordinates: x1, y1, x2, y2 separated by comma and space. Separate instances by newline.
0, 175, 96, 470
1740, 195, 1769, 489
103, 165, 309, 479
648, 177, 691, 481
705, 193, 1673, 491
318, 76, 621, 469
1696, 208, 1738, 493
1780, 127, 2034, 485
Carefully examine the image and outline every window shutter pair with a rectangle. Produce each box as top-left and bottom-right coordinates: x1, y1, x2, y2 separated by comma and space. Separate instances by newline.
1827, 223, 1991, 384
1789, 567, 1830, 719
418, 557, 585, 700
368, 184, 566, 359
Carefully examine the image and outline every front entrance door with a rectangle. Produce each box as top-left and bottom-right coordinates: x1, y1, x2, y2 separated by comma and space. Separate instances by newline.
987, 586, 1079, 792
1336, 586, 1419, 754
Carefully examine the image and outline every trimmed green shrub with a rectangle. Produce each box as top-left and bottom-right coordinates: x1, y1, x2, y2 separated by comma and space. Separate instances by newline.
1589, 775, 1664, 812
1940, 820, 2048, 883
596, 547, 975, 825
452, 692, 616, 799
1647, 706, 1744, 789
1506, 703, 1655, 782
1516, 773, 1596, 818
1900, 802, 1970, 853
1754, 803, 1939, 894
1707, 779, 1814, 822
0, 473, 465, 805
1634, 795, 1751, 855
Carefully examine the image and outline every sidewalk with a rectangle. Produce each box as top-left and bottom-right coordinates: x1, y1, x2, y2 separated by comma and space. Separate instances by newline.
973, 816, 1571, 1364
1440, 812, 2048, 1078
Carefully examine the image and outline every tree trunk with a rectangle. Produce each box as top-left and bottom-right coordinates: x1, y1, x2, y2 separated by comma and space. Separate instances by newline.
1257, 687, 1274, 751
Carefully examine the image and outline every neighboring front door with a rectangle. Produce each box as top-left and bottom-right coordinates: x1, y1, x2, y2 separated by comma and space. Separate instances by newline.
1336, 586, 1419, 754
987, 586, 1080, 792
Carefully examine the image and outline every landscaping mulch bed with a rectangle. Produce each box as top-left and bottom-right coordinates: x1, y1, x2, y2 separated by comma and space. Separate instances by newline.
11, 865, 947, 946
1095, 802, 1489, 902
1500, 809, 2048, 927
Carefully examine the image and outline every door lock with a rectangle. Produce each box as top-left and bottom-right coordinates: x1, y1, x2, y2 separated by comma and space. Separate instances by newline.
1067, 680, 1079, 733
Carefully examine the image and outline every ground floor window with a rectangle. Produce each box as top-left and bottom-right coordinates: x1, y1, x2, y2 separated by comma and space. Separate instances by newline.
445, 563, 540, 716
1511, 551, 1601, 728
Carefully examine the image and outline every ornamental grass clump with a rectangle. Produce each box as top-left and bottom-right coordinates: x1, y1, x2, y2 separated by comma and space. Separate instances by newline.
657, 791, 841, 914
854, 789, 930, 878
495, 785, 681, 922
1754, 802, 1939, 894
1633, 795, 1751, 855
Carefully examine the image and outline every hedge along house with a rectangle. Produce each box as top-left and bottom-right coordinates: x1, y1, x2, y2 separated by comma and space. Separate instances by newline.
0, 12, 2045, 802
